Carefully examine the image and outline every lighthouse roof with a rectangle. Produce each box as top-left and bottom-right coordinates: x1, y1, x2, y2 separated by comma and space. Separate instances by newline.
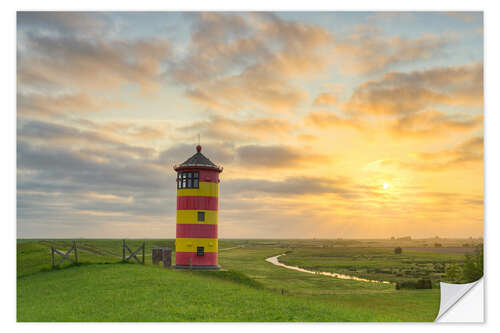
176, 145, 221, 171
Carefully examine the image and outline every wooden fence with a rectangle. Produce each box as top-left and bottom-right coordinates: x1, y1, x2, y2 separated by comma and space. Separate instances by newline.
51, 241, 78, 267
122, 240, 145, 264
50, 240, 146, 267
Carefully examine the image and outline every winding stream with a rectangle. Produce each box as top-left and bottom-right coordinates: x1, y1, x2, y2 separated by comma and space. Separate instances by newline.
266, 254, 392, 284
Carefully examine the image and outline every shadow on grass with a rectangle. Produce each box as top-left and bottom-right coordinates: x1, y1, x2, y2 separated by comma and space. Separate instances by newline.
191, 269, 264, 289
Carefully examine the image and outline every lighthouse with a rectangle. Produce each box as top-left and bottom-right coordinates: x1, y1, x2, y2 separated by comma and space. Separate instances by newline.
174, 145, 222, 269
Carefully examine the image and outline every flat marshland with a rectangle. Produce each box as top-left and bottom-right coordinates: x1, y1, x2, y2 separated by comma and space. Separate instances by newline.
17, 238, 481, 322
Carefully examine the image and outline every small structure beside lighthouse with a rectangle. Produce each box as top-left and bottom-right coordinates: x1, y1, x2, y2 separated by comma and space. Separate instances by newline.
174, 145, 222, 269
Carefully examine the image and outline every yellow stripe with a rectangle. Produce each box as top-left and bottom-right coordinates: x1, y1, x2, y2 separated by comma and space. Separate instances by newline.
177, 181, 218, 197
177, 210, 218, 224
176, 238, 218, 253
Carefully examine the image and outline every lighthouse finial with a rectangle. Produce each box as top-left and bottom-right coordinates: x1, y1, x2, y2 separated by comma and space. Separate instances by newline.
196, 134, 202, 152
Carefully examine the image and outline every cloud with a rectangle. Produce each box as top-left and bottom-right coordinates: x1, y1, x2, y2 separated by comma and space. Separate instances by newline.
178, 115, 295, 142
17, 137, 175, 229
236, 144, 328, 169
341, 62, 483, 116
333, 25, 450, 74
18, 33, 171, 94
386, 136, 483, 172
390, 109, 483, 137
344, 86, 450, 116
377, 62, 483, 91
170, 12, 333, 112
173, 15, 450, 112
17, 12, 113, 37
438, 136, 483, 166
18, 92, 124, 117
222, 176, 357, 198
313, 92, 339, 107
74, 118, 170, 141
18, 119, 156, 159
16, 12, 483, 239
172, 12, 258, 84
305, 112, 364, 130
17, 16, 173, 134
184, 74, 307, 112
305, 107, 482, 142
18, 139, 169, 196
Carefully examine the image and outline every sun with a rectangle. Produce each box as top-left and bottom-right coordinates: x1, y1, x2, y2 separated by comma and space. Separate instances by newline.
382, 183, 389, 190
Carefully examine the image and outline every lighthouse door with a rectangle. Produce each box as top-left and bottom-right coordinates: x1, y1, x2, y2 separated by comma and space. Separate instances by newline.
197, 246, 205, 256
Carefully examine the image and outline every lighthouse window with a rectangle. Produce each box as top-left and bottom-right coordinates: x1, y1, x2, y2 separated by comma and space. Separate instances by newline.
177, 172, 200, 189
197, 246, 205, 256
198, 211, 205, 222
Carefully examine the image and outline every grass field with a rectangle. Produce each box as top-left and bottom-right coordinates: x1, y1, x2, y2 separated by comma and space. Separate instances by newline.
277, 247, 465, 286
17, 238, 480, 322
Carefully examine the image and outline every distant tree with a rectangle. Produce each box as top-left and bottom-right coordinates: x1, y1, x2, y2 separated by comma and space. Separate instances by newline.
395, 279, 432, 290
416, 278, 432, 289
394, 247, 402, 254
461, 245, 483, 283
434, 243, 442, 248
445, 263, 461, 283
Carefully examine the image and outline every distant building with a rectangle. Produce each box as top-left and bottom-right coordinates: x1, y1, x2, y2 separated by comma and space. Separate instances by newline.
174, 145, 223, 269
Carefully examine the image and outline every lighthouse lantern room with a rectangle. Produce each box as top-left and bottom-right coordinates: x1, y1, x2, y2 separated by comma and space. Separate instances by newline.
174, 145, 222, 269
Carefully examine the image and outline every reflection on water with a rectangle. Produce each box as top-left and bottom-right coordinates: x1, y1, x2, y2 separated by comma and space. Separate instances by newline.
265, 254, 392, 284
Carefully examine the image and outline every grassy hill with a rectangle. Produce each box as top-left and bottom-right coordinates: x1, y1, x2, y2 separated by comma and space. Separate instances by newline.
19, 263, 390, 322
17, 239, 445, 322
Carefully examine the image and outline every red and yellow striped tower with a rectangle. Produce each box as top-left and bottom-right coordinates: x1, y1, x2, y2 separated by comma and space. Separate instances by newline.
174, 145, 222, 269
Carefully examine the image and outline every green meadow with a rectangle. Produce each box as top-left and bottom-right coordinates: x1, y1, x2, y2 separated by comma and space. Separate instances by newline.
17, 238, 481, 322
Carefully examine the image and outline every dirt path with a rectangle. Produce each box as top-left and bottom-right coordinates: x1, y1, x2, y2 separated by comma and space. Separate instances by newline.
266, 254, 392, 284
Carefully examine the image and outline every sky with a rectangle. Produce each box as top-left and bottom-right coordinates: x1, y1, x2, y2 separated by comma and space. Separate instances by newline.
17, 11, 483, 239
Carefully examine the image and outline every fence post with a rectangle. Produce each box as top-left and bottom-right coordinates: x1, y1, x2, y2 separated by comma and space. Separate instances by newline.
122, 239, 125, 262
74, 240, 78, 264
51, 246, 55, 268
142, 242, 145, 264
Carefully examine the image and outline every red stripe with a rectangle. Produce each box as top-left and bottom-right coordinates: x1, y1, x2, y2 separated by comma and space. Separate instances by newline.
175, 252, 217, 266
176, 224, 217, 238
199, 170, 219, 183
177, 196, 218, 210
